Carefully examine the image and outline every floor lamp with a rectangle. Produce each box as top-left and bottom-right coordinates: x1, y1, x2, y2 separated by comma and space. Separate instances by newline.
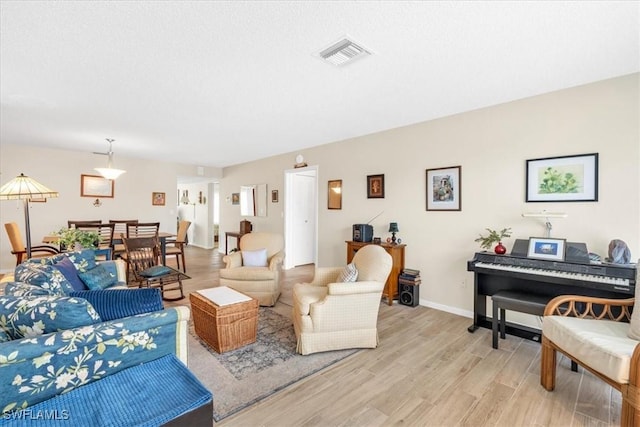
0, 173, 59, 258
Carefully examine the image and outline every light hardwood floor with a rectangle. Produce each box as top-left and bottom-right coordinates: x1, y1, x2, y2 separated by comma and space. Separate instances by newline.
169, 246, 619, 427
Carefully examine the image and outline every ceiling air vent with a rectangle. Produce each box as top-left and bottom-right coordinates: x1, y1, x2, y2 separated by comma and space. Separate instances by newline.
318, 37, 371, 66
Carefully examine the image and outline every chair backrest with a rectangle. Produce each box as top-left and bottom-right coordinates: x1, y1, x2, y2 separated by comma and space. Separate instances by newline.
352, 244, 393, 283
240, 232, 284, 260
4, 222, 25, 252
76, 223, 115, 248
176, 220, 191, 243
68, 220, 102, 228
109, 220, 138, 238
126, 222, 160, 238
122, 236, 161, 276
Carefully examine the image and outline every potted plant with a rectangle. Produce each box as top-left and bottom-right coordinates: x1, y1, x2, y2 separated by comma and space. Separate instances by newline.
54, 227, 100, 251
474, 227, 512, 254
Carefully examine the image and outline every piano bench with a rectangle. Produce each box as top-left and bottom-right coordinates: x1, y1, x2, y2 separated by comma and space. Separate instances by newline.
491, 291, 551, 349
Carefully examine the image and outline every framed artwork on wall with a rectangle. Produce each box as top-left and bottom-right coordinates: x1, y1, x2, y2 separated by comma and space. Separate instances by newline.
426, 166, 461, 211
81, 174, 114, 198
328, 179, 342, 209
272, 190, 279, 203
152, 192, 166, 206
232, 193, 240, 205
526, 153, 598, 202
367, 174, 384, 199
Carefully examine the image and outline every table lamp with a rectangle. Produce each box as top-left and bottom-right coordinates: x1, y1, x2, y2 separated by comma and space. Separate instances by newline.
0, 173, 59, 258
389, 222, 399, 244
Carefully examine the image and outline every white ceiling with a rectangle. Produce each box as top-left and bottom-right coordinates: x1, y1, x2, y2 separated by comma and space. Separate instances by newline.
1, 1, 638, 168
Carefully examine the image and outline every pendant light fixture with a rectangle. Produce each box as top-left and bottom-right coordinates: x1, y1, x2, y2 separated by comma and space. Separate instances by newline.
95, 138, 126, 180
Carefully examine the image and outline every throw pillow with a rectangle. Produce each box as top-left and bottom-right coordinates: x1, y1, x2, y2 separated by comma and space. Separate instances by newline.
78, 264, 118, 290
53, 249, 97, 273
4, 282, 54, 297
14, 263, 73, 296
338, 263, 358, 282
54, 257, 87, 291
140, 265, 172, 278
242, 248, 268, 267
0, 295, 101, 340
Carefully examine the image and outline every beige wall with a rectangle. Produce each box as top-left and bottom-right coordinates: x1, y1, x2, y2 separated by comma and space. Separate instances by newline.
0, 145, 221, 271
221, 73, 639, 321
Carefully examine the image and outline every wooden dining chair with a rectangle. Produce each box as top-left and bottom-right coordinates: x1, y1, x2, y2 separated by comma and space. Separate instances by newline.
75, 223, 116, 260
165, 220, 191, 273
68, 220, 102, 228
4, 222, 60, 265
109, 220, 138, 258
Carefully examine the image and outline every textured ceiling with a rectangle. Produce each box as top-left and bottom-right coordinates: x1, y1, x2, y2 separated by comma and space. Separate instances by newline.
1, 1, 638, 168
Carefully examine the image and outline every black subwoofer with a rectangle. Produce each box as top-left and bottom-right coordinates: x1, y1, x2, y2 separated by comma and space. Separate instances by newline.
399, 283, 419, 307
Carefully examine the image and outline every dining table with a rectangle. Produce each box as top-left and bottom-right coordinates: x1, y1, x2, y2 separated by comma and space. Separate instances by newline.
43, 231, 176, 265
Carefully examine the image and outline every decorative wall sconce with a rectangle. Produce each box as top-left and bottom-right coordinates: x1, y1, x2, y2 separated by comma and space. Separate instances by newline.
93, 198, 102, 207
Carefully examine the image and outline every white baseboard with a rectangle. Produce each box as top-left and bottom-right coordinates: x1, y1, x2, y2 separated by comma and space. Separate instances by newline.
419, 299, 473, 319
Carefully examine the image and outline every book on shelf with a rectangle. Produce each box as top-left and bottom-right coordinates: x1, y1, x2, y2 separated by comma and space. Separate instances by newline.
399, 277, 421, 285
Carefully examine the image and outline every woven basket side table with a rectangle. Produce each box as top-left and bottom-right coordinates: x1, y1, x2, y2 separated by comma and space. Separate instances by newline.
190, 287, 258, 353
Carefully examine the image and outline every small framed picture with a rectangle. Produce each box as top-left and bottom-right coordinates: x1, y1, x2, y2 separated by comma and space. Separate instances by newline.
526, 153, 598, 202
232, 193, 240, 205
426, 166, 461, 211
367, 174, 384, 199
272, 190, 279, 203
527, 237, 566, 261
152, 192, 166, 206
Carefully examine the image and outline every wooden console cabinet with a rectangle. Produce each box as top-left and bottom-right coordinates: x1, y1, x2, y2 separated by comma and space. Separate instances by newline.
346, 241, 406, 306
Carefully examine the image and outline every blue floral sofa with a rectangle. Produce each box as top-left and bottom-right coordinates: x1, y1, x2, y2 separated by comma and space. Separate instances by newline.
0, 250, 212, 425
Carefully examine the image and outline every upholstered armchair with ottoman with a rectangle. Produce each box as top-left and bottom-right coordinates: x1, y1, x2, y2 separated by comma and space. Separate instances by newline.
219, 232, 285, 306
292, 244, 392, 355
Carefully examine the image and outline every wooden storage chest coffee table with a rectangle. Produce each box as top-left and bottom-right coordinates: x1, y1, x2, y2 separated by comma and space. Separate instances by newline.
190, 286, 259, 353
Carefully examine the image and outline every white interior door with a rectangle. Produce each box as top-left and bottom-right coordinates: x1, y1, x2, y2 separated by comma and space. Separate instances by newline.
284, 166, 318, 269
292, 173, 316, 266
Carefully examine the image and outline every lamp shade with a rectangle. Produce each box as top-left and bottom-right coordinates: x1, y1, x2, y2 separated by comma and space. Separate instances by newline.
0, 173, 59, 200
388, 222, 399, 233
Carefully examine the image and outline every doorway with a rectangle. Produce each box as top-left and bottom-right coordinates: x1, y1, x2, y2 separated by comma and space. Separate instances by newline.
284, 166, 318, 269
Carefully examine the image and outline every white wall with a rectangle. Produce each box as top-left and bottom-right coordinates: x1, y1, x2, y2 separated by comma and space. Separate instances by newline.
220, 73, 640, 324
0, 145, 221, 271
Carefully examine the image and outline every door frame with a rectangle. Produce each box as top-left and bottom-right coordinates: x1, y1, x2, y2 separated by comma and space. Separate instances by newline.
284, 165, 318, 270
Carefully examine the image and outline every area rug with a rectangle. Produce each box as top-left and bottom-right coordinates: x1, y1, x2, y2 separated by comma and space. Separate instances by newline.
187, 307, 359, 421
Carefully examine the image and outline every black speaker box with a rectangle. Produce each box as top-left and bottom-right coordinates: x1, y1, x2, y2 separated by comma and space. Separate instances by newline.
399, 283, 419, 307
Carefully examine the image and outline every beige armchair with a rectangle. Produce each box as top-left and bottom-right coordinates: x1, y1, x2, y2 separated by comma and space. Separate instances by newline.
292, 244, 392, 355
219, 232, 285, 306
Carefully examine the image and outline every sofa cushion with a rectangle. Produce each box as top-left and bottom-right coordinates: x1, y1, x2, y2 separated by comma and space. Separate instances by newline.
14, 263, 74, 296
54, 257, 87, 291
219, 266, 276, 281
140, 265, 172, 278
52, 249, 97, 273
0, 327, 10, 343
78, 264, 118, 290
4, 282, 54, 297
543, 315, 636, 383
242, 248, 268, 267
337, 263, 358, 282
0, 295, 101, 340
